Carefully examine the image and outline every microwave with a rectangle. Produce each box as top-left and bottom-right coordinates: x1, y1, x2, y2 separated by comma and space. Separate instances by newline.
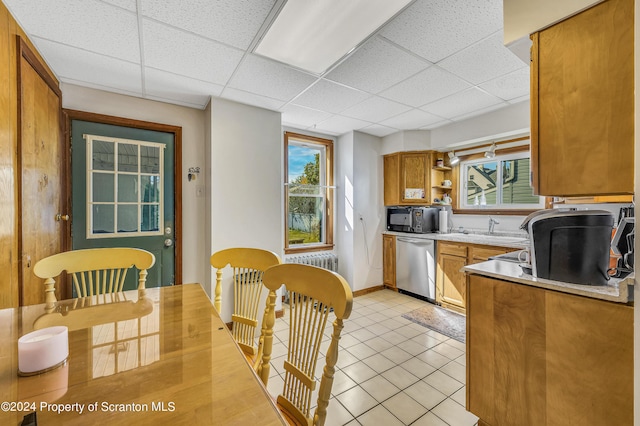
387, 206, 439, 234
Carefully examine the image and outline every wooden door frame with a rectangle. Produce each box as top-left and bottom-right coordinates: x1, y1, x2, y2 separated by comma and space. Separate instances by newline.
63, 109, 183, 286
17, 36, 67, 304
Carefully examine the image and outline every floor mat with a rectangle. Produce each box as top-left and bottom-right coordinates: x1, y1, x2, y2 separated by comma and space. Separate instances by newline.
402, 303, 466, 343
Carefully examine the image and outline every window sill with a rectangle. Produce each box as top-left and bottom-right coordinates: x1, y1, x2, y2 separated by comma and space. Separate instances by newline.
284, 244, 334, 255
453, 209, 542, 216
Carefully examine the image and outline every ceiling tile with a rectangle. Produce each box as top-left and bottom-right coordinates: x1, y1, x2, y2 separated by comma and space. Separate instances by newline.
227, 54, 317, 102
358, 124, 399, 137
422, 119, 452, 129
379, 66, 471, 108
379, 0, 502, 62
101, 0, 137, 12
4, 0, 140, 62
479, 67, 530, 100
438, 32, 525, 85
221, 88, 287, 112
292, 80, 370, 114
143, 19, 244, 85
380, 109, 444, 130
144, 68, 222, 108
33, 38, 142, 95
325, 36, 430, 94
341, 96, 411, 123
421, 87, 504, 119
314, 115, 371, 136
281, 105, 333, 129
140, 0, 276, 50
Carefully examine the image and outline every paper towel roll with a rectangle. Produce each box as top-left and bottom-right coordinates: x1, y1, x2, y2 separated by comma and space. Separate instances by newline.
439, 209, 448, 233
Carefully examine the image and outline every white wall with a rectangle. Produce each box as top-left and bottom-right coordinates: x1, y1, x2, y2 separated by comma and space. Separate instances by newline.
381, 130, 431, 154
209, 97, 283, 322
336, 132, 355, 287
353, 132, 385, 290
61, 83, 209, 289
430, 101, 529, 150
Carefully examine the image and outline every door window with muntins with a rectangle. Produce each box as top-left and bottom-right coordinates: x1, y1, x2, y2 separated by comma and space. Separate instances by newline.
85, 134, 164, 238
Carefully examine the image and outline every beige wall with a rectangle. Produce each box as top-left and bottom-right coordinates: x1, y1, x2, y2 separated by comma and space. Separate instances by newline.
61, 83, 209, 289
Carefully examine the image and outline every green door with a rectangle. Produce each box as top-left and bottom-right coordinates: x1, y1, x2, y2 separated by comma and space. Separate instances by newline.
71, 120, 175, 292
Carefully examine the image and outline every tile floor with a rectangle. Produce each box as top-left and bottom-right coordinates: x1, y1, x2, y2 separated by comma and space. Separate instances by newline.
265, 289, 479, 426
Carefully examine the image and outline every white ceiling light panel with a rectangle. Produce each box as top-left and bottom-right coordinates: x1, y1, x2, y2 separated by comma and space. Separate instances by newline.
255, 0, 413, 74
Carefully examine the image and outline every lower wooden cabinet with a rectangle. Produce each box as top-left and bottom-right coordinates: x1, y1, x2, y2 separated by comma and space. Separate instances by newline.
436, 242, 511, 314
382, 234, 396, 289
467, 274, 633, 426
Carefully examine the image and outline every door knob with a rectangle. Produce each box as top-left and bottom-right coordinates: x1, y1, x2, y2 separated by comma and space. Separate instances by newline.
164, 238, 173, 247
55, 214, 70, 221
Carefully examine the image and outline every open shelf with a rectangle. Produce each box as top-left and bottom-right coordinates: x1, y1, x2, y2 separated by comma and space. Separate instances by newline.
432, 166, 452, 172
432, 185, 454, 190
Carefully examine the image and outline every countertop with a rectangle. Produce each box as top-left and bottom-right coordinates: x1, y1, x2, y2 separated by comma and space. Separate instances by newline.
384, 230, 530, 249
463, 259, 635, 303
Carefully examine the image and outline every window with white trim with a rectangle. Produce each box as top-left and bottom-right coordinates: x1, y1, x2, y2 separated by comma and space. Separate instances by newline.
86, 134, 164, 238
460, 151, 544, 209
285, 132, 334, 252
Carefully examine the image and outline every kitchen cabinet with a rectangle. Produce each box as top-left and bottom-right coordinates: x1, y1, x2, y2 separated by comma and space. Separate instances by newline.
530, 0, 633, 197
382, 234, 396, 289
383, 151, 431, 205
436, 243, 512, 314
467, 274, 633, 426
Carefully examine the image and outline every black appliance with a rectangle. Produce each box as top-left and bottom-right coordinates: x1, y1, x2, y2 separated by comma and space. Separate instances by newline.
386, 206, 439, 234
387, 206, 412, 232
522, 210, 614, 285
611, 215, 634, 278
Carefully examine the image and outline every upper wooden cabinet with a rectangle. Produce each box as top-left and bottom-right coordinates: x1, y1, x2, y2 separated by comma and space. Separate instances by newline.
384, 151, 432, 205
530, 0, 634, 197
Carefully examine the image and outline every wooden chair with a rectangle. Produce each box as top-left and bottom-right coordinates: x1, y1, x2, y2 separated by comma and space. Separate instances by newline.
33, 248, 155, 305
209, 248, 282, 382
260, 263, 353, 426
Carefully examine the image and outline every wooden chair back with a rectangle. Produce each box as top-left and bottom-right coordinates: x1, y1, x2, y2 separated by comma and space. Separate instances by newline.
210, 248, 282, 377
261, 263, 353, 426
33, 248, 156, 305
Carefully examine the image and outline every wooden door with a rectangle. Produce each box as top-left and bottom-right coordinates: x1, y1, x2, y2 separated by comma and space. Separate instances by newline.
17, 37, 67, 306
382, 234, 396, 288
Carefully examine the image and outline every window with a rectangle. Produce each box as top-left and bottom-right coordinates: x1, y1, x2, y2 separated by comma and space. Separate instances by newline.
285, 132, 333, 252
85, 134, 164, 238
460, 151, 544, 210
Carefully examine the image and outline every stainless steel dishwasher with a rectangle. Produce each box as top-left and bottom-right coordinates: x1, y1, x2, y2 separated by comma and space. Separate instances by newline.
395, 236, 436, 303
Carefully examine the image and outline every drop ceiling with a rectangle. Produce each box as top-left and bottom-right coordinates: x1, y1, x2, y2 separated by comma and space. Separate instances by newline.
4, 0, 530, 138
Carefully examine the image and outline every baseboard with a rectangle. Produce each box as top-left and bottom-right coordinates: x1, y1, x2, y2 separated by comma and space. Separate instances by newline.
353, 285, 385, 297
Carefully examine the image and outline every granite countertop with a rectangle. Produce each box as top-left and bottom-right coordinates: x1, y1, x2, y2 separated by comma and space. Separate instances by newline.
463, 259, 635, 303
384, 230, 530, 249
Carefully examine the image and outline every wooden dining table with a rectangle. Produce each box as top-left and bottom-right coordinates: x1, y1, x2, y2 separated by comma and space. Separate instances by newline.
0, 283, 286, 425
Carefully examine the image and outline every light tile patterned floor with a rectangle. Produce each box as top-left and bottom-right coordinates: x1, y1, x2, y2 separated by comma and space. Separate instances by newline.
266, 289, 479, 426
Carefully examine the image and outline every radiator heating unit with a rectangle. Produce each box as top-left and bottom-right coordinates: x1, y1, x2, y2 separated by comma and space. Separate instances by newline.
285, 252, 338, 272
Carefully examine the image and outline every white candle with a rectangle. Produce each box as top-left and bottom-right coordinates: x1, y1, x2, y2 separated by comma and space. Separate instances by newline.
18, 326, 69, 375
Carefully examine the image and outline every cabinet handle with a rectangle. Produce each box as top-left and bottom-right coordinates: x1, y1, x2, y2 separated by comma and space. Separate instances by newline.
55, 214, 70, 221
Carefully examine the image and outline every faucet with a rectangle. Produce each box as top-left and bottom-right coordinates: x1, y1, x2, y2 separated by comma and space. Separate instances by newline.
488, 216, 499, 234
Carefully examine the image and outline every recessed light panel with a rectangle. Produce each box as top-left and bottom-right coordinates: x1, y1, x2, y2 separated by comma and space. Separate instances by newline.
255, 0, 412, 74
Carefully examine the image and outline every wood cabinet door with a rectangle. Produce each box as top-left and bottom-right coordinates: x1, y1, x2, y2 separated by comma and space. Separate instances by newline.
382, 234, 396, 287
531, 0, 633, 196
17, 38, 67, 306
469, 246, 512, 264
438, 253, 466, 309
400, 152, 430, 204
467, 275, 633, 426
383, 153, 400, 206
